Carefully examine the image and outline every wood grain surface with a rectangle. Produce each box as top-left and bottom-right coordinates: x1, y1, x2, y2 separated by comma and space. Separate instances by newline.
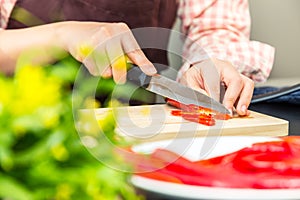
94, 104, 288, 142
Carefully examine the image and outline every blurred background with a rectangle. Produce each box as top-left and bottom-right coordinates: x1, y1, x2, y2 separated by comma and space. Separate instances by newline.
166, 0, 300, 86
250, 0, 300, 86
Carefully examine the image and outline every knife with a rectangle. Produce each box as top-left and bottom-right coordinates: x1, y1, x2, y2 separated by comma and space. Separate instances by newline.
126, 65, 230, 115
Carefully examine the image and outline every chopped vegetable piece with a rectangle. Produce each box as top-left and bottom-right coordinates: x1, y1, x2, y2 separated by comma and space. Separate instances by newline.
166, 98, 230, 126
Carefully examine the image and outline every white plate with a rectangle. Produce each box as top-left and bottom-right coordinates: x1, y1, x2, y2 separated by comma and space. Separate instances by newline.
130, 136, 300, 200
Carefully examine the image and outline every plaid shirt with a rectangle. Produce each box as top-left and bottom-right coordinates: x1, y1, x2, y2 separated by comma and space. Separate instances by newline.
0, 0, 16, 28
0, 0, 274, 82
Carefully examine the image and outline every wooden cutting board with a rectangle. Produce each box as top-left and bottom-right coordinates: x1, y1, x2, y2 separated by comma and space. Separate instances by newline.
94, 104, 288, 142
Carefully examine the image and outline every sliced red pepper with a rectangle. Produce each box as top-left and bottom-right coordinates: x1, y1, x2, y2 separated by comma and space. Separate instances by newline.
194, 151, 239, 167
213, 112, 232, 120
137, 171, 183, 184
249, 140, 292, 154
234, 153, 300, 175
153, 167, 221, 187
151, 149, 214, 177
282, 136, 300, 144
127, 136, 300, 189
166, 98, 231, 126
149, 149, 229, 186
282, 136, 300, 155
232, 141, 300, 176
170, 110, 182, 116
170, 109, 215, 126
166, 98, 231, 118
186, 104, 231, 120
253, 174, 300, 189
182, 114, 216, 126
165, 98, 189, 110
139, 149, 258, 188
114, 148, 166, 172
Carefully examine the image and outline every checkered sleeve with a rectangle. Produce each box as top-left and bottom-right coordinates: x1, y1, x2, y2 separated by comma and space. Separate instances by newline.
0, 0, 17, 29
177, 0, 275, 83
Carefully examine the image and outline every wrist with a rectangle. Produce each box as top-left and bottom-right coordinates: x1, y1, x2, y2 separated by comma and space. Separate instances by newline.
52, 21, 72, 51
41, 22, 69, 60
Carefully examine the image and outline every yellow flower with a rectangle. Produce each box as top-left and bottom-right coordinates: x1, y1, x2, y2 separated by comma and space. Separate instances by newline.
36, 106, 61, 128
0, 77, 14, 110
51, 144, 69, 161
83, 97, 101, 109
55, 183, 73, 200
12, 65, 62, 116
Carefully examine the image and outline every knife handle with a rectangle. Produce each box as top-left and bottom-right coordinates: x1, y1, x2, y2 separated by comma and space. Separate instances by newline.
126, 65, 152, 88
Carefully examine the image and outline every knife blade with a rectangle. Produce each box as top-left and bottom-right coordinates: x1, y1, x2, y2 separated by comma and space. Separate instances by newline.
126, 66, 230, 115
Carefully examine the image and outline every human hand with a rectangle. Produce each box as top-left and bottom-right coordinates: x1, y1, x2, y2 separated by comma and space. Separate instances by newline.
56, 21, 157, 83
179, 58, 254, 116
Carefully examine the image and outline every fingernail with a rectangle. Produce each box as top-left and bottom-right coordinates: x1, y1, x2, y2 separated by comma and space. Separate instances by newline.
146, 67, 157, 75
115, 76, 126, 85
241, 105, 247, 114
141, 63, 157, 74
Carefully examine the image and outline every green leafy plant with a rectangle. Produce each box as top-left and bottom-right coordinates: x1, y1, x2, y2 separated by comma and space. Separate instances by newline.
0, 57, 142, 200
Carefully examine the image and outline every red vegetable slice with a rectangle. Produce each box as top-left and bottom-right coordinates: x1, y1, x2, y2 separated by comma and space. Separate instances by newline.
253, 174, 300, 189
182, 113, 215, 126
166, 98, 230, 126
138, 171, 183, 184
232, 141, 300, 176
128, 136, 300, 189
194, 151, 239, 166
166, 98, 189, 110
170, 110, 182, 116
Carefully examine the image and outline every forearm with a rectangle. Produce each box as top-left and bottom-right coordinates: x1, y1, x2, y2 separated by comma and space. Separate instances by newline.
0, 21, 157, 81
0, 23, 66, 74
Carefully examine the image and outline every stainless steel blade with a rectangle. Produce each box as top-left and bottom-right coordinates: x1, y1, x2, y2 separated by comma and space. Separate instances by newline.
146, 75, 230, 114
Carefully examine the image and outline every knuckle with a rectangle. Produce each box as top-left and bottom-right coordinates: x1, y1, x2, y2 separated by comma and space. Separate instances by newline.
243, 76, 255, 89
235, 76, 243, 84
244, 90, 253, 99
226, 97, 236, 104
73, 53, 84, 62
89, 68, 99, 76
99, 27, 111, 38
116, 22, 129, 30
85, 64, 99, 76
227, 97, 235, 103
89, 70, 99, 76
248, 79, 255, 88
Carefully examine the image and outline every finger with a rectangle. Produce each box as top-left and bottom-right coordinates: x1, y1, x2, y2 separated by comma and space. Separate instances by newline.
82, 57, 100, 76
195, 60, 220, 101
121, 31, 157, 75
235, 76, 254, 116
105, 37, 127, 84
102, 67, 112, 78
77, 43, 101, 76
80, 29, 111, 76
180, 68, 208, 95
92, 43, 111, 77
223, 77, 243, 115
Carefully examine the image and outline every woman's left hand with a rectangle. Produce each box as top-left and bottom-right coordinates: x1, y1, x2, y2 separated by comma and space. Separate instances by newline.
179, 58, 254, 116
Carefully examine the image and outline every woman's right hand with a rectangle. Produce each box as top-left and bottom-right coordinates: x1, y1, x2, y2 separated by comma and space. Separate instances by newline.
56, 21, 157, 83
